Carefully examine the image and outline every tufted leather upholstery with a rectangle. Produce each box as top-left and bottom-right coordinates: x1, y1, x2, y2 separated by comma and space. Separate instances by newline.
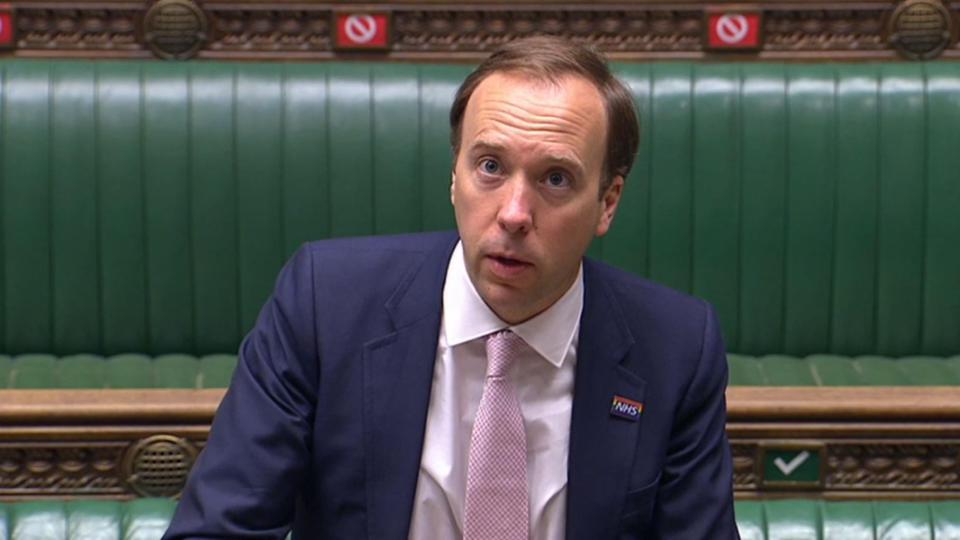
0, 60, 957, 361
2, 499, 959, 539
5, 353, 960, 388
728, 353, 960, 385
0, 354, 235, 388
0, 499, 174, 540
736, 499, 960, 540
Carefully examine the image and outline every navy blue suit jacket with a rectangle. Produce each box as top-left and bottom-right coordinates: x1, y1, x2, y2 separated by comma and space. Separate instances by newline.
165, 231, 738, 539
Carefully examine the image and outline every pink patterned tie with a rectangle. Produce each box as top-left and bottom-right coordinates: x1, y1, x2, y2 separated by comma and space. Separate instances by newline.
463, 330, 529, 540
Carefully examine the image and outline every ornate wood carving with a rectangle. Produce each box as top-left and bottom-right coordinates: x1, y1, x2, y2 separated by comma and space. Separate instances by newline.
3, 1, 958, 61
763, 9, 887, 52
731, 443, 759, 489
2, 387, 960, 499
826, 443, 960, 489
206, 8, 331, 53
0, 389, 217, 499
0, 445, 126, 496
14, 7, 141, 52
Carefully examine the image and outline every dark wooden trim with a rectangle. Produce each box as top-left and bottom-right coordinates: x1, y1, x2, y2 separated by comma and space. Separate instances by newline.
4, 0, 957, 61
727, 386, 960, 421
0, 389, 222, 424
1, 387, 959, 499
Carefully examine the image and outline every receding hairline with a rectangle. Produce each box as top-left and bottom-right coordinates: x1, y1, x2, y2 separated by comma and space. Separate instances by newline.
453, 69, 610, 146
456, 71, 606, 178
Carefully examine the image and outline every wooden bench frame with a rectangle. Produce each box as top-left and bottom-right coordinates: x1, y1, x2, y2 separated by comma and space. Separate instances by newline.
1, 387, 958, 500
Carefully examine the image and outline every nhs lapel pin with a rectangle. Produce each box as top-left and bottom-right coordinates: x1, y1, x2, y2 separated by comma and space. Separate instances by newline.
610, 395, 643, 421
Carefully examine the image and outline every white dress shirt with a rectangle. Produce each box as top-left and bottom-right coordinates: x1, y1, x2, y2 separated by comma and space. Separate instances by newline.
408, 242, 582, 540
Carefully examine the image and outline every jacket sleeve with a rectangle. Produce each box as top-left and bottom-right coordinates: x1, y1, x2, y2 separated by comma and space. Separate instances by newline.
164, 245, 319, 539
652, 302, 740, 539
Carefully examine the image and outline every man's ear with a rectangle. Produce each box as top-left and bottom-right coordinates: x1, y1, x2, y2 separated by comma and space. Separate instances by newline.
450, 171, 456, 206
595, 174, 624, 237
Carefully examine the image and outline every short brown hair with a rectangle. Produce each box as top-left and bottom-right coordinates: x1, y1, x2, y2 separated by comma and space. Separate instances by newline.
449, 36, 640, 194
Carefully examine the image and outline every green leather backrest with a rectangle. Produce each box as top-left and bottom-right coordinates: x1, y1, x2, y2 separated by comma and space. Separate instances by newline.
735, 499, 960, 540
0, 353, 235, 388
1, 60, 958, 358
1, 499, 958, 539
0, 499, 174, 540
728, 353, 960, 385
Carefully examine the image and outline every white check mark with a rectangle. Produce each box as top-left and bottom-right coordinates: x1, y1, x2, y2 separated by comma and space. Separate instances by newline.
773, 451, 810, 476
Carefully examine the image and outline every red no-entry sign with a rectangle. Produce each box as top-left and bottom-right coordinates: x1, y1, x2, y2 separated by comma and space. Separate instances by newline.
706, 12, 761, 49
335, 12, 389, 49
0, 5, 14, 47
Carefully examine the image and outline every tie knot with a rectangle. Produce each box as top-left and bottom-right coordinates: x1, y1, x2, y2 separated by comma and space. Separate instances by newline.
485, 330, 524, 378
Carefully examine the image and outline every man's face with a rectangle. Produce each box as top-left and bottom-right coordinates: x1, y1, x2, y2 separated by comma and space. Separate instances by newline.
451, 71, 623, 324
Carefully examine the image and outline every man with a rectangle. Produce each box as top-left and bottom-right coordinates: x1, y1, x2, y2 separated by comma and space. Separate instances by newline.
165, 36, 738, 539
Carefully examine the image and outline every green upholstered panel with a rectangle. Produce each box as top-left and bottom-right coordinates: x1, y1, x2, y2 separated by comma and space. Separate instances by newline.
121, 499, 176, 540
821, 500, 874, 540
735, 499, 767, 540
923, 65, 960, 356
188, 64, 241, 354
763, 498, 820, 540
6, 353, 960, 387
2, 62, 54, 354
58, 355, 107, 388
0, 499, 176, 540
3, 499, 960, 539
0, 354, 236, 388
1, 60, 958, 359
832, 66, 880, 356
727, 354, 960, 386
875, 501, 935, 540
10, 354, 58, 388
96, 63, 149, 355
198, 353, 238, 388
0, 355, 11, 387
9, 501, 67, 539
734, 499, 960, 539
932, 500, 960, 539
66, 501, 121, 540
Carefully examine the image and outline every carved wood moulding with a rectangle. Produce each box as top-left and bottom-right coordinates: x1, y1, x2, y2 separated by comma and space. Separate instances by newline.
2, 387, 960, 500
1, 1, 958, 61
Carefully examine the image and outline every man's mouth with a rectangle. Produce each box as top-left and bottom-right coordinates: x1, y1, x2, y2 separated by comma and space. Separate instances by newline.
493, 255, 526, 267
486, 253, 532, 278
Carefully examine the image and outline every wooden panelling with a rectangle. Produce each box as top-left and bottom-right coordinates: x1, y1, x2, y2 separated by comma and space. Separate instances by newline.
2, 0, 958, 61
1, 387, 959, 499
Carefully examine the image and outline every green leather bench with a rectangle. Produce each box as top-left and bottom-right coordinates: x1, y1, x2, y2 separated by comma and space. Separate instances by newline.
2, 499, 959, 540
5, 352, 960, 387
0, 60, 959, 507
1, 60, 957, 366
0, 500, 174, 540
0, 354, 234, 389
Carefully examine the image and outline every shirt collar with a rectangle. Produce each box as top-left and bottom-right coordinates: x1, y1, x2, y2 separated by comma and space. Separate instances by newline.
442, 241, 583, 368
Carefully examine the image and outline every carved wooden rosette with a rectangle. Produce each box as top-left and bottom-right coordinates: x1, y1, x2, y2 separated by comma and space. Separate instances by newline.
3, 0, 958, 60
1, 387, 959, 500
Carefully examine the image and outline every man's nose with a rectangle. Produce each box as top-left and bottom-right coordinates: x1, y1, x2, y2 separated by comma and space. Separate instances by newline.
497, 177, 534, 234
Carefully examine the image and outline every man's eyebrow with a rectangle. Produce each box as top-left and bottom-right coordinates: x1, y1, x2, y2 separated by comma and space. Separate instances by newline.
467, 139, 507, 155
467, 138, 586, 175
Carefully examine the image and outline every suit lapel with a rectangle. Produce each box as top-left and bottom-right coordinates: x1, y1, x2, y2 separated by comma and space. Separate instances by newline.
566, 260, 646, 539
362, 234, 457, 539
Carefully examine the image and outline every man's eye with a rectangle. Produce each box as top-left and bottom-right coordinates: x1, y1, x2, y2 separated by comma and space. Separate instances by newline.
479, 159, 500, 174
545, 172, 569, 187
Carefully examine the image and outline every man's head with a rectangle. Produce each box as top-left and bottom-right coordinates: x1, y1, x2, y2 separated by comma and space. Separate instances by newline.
450, 36, 639, 195
449, 37, 640, 324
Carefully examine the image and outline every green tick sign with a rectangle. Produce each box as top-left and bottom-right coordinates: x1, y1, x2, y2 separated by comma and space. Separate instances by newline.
762, 448, 821, 486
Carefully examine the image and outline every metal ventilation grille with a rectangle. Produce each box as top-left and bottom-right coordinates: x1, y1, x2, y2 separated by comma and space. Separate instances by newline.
124, 435, 197, 497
